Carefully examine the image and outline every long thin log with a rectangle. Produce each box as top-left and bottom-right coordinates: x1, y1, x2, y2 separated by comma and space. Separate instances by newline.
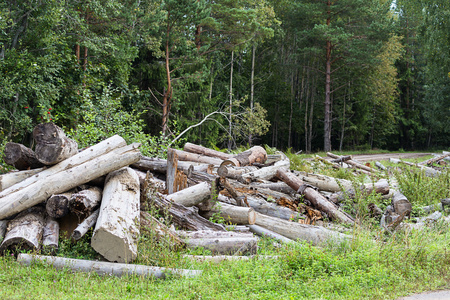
33, 122, 79, 165
171, 148, 222, 165
201, 202, 256, 225
217, 165, 258, 180
219, 177, 247, 206
390, 158, 440, 177
3, 143, 44, 170
296, 172, 353, 193
132, 156, 210, 174
221, 146, 267, 167
91, 167, 140, 263
276, 168, 354, 224
0, 168, 45, 192
167, 181, 212, 207
327, 152, 377, 173
18, 254, 202, 278
329, 179, 390, 203
183, 255, 278, 263
42, 216, 59, 255
70, 186, 102, 215
247, 224, 293, 244
0, 207, 45, 254
419, 153, 450, 166
0, 143, 141, 220
254, 212, 350, 245
240, 159, 290, 183
183, 143, 233, 160
0, 135, 127, 198
71, 209, 100, 241
246, 195, 303, 221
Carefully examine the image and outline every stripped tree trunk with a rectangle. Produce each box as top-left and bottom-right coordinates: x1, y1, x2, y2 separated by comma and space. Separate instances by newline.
71, 209, 100, 241
42, 216, 59, 255
171, 148, 222, 165
201, 202, 256, 225
0, 168, 45, 191
184, 143, 233, 160
132, 156, 210, 174
91, 167, 140, 263
167, 181, 212, 207
221, 146, 267, 167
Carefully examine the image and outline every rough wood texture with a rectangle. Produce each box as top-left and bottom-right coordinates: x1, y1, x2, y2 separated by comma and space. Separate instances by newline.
3, 142, 44, 170
0, 220, 7, 241
0, 168, 45, 192
0, 207, 45, 254
202, 202, 256, 225
419, 153, 450, 166
140, 211, 184, 248
70, 186, 102, 215
145, 190, 225, 231
247, 224, 293, 244
217, 165, 258, 180
71, 209, 100, 241
171, 148, 223, 165
132, 156, 210, 174
0, 143, 141, 220
91, 167, 140, 263
183, 142, 233, 160
42, 216, 59, 255
391, 190, 412, 218
46, 191, 74, 218
240, 159, 290, 183
0, 135, 127, 198
254, 212, 350, 245
276, 168, 354, 224
219, 177, 248, 207
33, 122, 79, 165
166, 148, 178, 194
246, 195, 303, 221
296, 172, 353, 193
18, 254, 202, 278
329, 179, 390, 203
327, 152, 377, 173
221, 146, 267, 167
183, 255, 277, 263
167, 181, 212, 207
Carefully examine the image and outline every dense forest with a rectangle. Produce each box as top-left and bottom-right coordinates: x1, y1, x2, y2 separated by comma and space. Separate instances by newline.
1, 0, 449, 154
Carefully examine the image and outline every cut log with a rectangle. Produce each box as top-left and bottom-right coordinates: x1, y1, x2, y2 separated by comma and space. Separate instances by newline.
134, 169, 166, 192
419, 153, 450, 166
219, 177, 248, 207
3, 142, 44, 170
18, 254, 202, 278
368, 203, 383, 217
0, 220, 7, 241
140, 211, 184, 248
295, 172, 353, 193
33, 122, 79, 165
145, 191, 225, 231
276, 168, 354, 224
46, 191, 74, 218
221, 146, 267, 167
247, 224, 293, 244
71, 209, 99, 241
327, 152, 377, 173
329, 179, 390, 203
0, 207, 45, 254
246, 195, 303, 221
166, 148, 178, 194
217, 165, 258, 180
132, 156, 210, 174
330, 155, 352, 163
42, 216, 59, 255
171, 148, 223, 165
375, 161, 387, 170
0, 143, 141, 220
248, 181, 295, 195
0, 135, 127, 198
240, 158, 290, 183
391, 190, 412, 218
183, 142, 233, 160
201, 202, 256, 225
177, 229, 254, 239
0, 168, 45, 192
167, 181, 212, 207
70, 186, 102, 215
254, 212, 350, 245
91, 167, 140, 263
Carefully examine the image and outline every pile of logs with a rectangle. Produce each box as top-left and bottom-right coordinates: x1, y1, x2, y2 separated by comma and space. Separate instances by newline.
2, 122, 438, 277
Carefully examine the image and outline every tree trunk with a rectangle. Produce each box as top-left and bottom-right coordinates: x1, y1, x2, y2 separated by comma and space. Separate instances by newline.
18, 254, 202, 278
295, 172, 353, 192
0, 143, 141, 220
276, 168, 354, 224
0, 207, 45, 254
46, 191, 74, 218
3, 142, 44, 170
132, 156, 210, 174
0, 168, 45, 191
217, 165, 258, 180
167, 181, 212, 207
247, 224, 293, 244
329, 179, 390, 203
184, 143, 233, 160
391, 190, 412, 218
33, 123, 78, 165
327, 152, 377, 173
254, 212, 350, 245
0, 135, 126, 198
419, 153, 450, 166
170, 148, 222, 165
71, 209, 100, 241
42, 216, 59, 255
221, 146, 267, 167
246, 195, 303, 221
389, 158, 440, 177
201, 202, 256, 225
70, 186, 102, 216
91, 167, 140, 263
240, 159, 290, 183
219, 177, 248, 207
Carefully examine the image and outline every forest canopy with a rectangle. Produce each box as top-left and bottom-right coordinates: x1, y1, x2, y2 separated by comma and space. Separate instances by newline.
1, 0, 448, 153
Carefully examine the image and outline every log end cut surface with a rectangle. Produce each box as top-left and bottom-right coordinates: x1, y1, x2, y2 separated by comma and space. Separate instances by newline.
91, 229, 137, 263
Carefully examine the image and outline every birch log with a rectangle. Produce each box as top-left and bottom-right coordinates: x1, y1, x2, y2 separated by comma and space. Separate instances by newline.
240, 159, 290, 183
46, 191, 74, 218
0, 135, 127, 198
183, 143, 233, 160
0, 207, 45, 253
221, 146, 267, 167
167, 181, 212, 207
255, 213, 350, 245
91, 167, 140, 263
247, 224, 293, 244
70, 186, 102, 215
201, 202, 256, 225
18, 254, 202, 278
132, 156, 210, 174
0, 143, 141, 220
71, 209, 100, 241
42, 216, 59, 255
0, 168, 45, 191
276, 168, 354, 224
3, 142, 44, 170
33, 122, 78, 165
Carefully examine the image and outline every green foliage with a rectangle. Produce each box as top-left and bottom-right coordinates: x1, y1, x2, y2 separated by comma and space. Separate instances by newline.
57, 230, 99, 260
